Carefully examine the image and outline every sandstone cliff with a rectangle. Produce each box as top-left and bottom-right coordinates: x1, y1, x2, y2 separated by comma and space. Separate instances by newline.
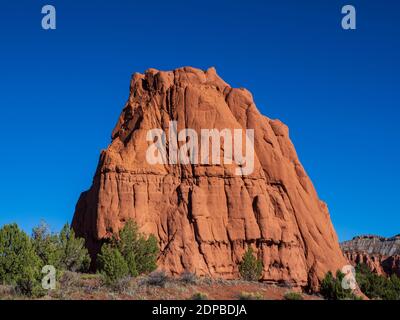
341, 235, 400, 256
72, 67, 347, 290
341, 235, 400, 277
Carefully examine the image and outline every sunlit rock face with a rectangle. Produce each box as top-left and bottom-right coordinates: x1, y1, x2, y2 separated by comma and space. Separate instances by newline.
72, 67, 346, 290
342, 235, 400, 277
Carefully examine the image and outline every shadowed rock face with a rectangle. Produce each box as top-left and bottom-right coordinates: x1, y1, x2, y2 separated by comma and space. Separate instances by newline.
72, 66, 346, 290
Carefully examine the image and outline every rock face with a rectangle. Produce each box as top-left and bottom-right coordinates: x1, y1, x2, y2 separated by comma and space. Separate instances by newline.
72, 67, 347, 290
341, 235, 400, 256
341, 235, 400, 277
344, 252, 400, 277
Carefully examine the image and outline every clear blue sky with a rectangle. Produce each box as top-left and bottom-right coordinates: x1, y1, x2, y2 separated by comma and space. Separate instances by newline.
0, 0, 399, 241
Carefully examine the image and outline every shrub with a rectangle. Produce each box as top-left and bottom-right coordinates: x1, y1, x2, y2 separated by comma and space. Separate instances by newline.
32, 221, 62, 267
97, 220, 159, 283
116, 220, 158, 276
198, 276, 213, 286
180, 271, 197, 285
58, 223, 91, 272
135, 234, 159, 274
191, 292, 208, 300
284, 291, 303, 300
112, 276, 132, 293
97, 244, 129, 285
239, 291, 264, 300
0, 284, 16, 297
146, 271, 168, 287
390, 274, 400, 299
58, 270, 80, 289
32, 222, 90, 273
355, 263, 400, 300
0, 224, 43, 296
115, 220, 139, 276
239, 247, 263, 281
320, 271, 359, 300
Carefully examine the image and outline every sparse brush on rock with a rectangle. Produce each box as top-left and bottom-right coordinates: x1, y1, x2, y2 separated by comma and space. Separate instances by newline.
179, 271, 197, 285
239, 247, 263, 281
284, 291, 303, 300
191, 292, 208, 300
198, 276, 213, 286
146, 271, 168, 287
239, 291, 264, 300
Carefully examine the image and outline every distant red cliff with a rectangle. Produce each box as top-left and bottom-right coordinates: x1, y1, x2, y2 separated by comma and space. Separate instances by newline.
342, 235, 400, 276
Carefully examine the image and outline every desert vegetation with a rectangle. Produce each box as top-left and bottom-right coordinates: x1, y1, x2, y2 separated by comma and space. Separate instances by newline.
0, 222, 90, 297
238, 291, 264, 300
320, 270, 361, 300
2, 219, 399, 300
355, 264, 400, 300
320, 266, 400, 300
97, 220, 159, 285
238, 247, 263, 281
283, 291, 304, 300
0, 220, 159, 298
0, 267, 312, 300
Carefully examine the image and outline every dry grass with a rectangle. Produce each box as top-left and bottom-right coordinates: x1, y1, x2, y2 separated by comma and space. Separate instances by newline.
0, 285, 17, 299
238, 291, 264, 300
0, 273, 322, 300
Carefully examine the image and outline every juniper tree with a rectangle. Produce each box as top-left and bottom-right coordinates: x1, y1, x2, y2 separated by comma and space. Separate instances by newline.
239, 247, 263, 281
0, 224, 42, 296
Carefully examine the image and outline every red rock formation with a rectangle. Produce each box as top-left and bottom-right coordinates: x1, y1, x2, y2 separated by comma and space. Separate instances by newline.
344, 252, 386, 276
383, 255, 400, 277
344, 251, 400, 277
341, 234, 400, 277
72, 67, 347, 290
341, 234, 400, 256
